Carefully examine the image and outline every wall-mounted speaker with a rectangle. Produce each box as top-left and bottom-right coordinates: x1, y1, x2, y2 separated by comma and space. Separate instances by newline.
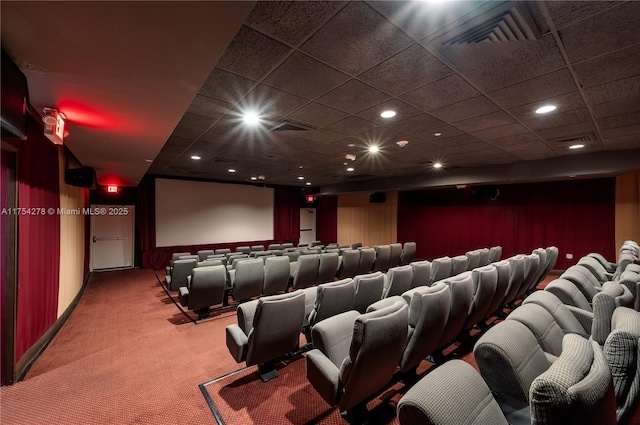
369, 192, 387, 203
471, 186, 500, 200
65, 167, 96, 188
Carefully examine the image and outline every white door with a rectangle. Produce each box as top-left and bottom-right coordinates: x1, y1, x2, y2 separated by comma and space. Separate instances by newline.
90, 205, 135, 271
299, 208, 316, 246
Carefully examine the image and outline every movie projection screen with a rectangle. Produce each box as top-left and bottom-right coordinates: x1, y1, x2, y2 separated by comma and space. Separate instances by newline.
155, 178, 274, 247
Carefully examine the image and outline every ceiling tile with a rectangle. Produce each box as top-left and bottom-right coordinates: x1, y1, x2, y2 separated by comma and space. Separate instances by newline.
600, 124, 640, 139
573, 44, 640, 88
300, 2, 413, 75
175, 112, 217, 132
386, 113, 446, 135
454, 111, 515, 133
286, 102, 348, 128
216, 25, 292, 80
488, 68, 575, 109
472, 123, 531, 142
239, 84, 309, 118
303, 129, 345, 144
535, 121, 596, 141
400, 74, 480, 111
598, 112, 640, 130
354, 127, 411, 147
560, 2, 640, 63
245, 1, 345, 46
429, 96, 500, 123
325, 116, 380, 136
451, 34, 566, 92
356, 99, 423, 125
358, 44, 453, 96
186, 95, 232, 120
316, 79, 391, 114
544, 1, 621, 30
508, 91, 587, 122
488, 132, 540, 147
263, 52, 350, 99
583, 75, 640, 113
525, 108, 592, 131
413, 125, 465, 142
603, 135, 640, 151
199, 68, 257, 105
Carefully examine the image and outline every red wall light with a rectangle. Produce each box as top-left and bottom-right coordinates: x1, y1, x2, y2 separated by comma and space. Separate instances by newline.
306, 195, 316, 203
107, 185, 119, 194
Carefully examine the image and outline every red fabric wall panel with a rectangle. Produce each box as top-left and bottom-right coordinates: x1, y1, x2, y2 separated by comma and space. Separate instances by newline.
14, 121, 61, 362
316, 195, 337, 245
398, 179, 615, 270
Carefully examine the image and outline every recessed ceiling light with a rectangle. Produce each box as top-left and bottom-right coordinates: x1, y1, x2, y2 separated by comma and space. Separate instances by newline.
369, 146, 379, 153
298, 176, 304, 180
434, 132, 442, 137
348, 143, 355, 147
433, 162, 443, 169
145, 159, 153, 163
299, 165, 303, 169
191, 155, 201, 160
250, 176, 257, 181
380, 110, 396, 118
535, 105, 557, 114
569, 144, 585, 149
228, 168, 236, 173
346, 167, 355, 172
243, 112, 260, 125
306, 182, 311, 186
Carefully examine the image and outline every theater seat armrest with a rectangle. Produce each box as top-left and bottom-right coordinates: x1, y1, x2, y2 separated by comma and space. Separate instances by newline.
178, 287, 189, 307
225, 324, 248, 363
367, 296, 404, 313
636, 282, 640, 311
165, 275, 172, 285
567, 305, 594, 334
165, 266, 171, 276
306, 349, 340, 406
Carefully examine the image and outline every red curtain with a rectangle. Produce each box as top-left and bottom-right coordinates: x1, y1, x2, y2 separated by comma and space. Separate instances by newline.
137, 175, 155, 252
397, 178, 616, 269
274, 185, 300, 243
316, 195, 338, 244
15, 119, 61, 362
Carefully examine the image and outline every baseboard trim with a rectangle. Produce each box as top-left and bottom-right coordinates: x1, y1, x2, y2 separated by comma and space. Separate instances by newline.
15, 272, 92, 382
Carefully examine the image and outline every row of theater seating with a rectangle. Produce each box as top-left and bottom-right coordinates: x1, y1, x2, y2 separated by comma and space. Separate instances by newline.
223, 245, 558, 422
398, 242, 640, 425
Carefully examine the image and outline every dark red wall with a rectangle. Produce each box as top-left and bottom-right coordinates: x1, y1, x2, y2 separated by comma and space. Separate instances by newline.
397, 178, 616, 270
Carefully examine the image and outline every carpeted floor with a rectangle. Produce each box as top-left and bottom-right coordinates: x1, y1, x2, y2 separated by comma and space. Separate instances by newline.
0, 268, 553, 424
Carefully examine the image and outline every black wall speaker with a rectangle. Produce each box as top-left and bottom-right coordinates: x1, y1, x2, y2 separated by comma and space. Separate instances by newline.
471, 186, 500, 200
65, 167, 96, 188
369, 192, 387, 203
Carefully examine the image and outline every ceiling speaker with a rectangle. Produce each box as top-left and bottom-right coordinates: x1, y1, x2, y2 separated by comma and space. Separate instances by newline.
369, 192, 387, 203
65, 167, 96, 188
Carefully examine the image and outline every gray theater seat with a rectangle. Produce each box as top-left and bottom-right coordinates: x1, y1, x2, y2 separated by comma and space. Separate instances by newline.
196, 249, 214, 262
389, 243, 403, 268
429, 256, 452, 284
317, 252, 339, 284
225, 290, 305, 381
477, 247, 491, 267
307, 278, 355, 333
450, 255, 469, 276
382, 265, 413, 298
506, 303, 565, 357
400, 242, 416, 266
167, 258, 197, 291
352, 272, 385, 314
357, 248, 375, 275
235, 246, 251, 254
485, 260, 511, 317
291, 254, 319, 290
515, 253, 540, 299
178, 265, 226, 319
545, 278, 594, 314
464, 250, 481, 271
337, 249, 359, 279
215, 248, 231, 255
410, 260, 431, 288
438, 272, 474, 348
503, 255, 525, 305
522, 290, 591, 335
464, 265, 497, 331
373, 245, 391, 272
229, 258, 264, 301
165, 251, 191, 279
488, 245, 503, 263
262, 256, 290, 295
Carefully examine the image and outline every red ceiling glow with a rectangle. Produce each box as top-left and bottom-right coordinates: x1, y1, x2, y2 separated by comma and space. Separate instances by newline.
57, 99, 121, 129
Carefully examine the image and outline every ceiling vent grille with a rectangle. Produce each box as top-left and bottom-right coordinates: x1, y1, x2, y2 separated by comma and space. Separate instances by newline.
442, 5, 541, 45
212, 158, 236, 163
270, 120, 315, 132
550, 134, 596, 144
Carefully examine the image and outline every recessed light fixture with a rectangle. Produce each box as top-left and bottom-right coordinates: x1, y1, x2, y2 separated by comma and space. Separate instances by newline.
306, 182, 311, 186
434, 132, 442, 137
433, 162, 443, 169
191, 155, 201, 160
380, 110, 396, 118
535, 105, 557, 114
348, 143, 356, 147
243, 111, 260, 125
145, 159, 153, 163
299, 165, 303, 169
397, 140, 409, 147
569, 144, 585, 149
298, 176, 304, 180
369, 146, 379, 153
346, 167, 355, 172
250, 176, 257, 181
228, 168, 236, 173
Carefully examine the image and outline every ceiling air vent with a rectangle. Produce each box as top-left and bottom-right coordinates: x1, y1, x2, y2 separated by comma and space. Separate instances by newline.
212, 158, 236, 163
270, 120, 315, 132
550, 134, 596, 144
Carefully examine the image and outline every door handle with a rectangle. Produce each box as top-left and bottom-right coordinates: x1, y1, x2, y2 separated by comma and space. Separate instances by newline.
93, 236, 125, 242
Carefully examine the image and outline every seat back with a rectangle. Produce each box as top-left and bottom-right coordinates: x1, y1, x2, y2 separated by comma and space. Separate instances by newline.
215, 248, 231, 255
410, 260, 431, 288
545, 279, 593, 312
351, 242, 362, 250
373, 245, 392, 272
337, 249, 360, 279
197, 249, 215, 262
522, 290, 589, 335
170, 251, 191, 265
353, 272, 385, 313
530, 334, 617, 425
430, 256, 452, 284
507, 303, 564, 357
400, 242, 416, 266
400, 283, 451, 373
503, 255, 525, 304
281, 242, 294, 250
178, 254, 199, 262
339, 301, 409, 411
397, 360, 509, 425
542, 246, 559, 280
474, 320, 552, 402
450, 255, 469, 276
250, 245, 265, 252
283, 251, 300, 263
308, 279, 356, 327
267, 243, 282, 251
357, 248, 376, 274
587, 252, 616, 273
229, 255, 250, 269
292, 254, 319, 289
578, 256, 609, 283
389, 243, 403, 268
317, 252, 339, 284
486, 260, 510, 316
464, 265, 498, 330
245, 290, 306, 366
231, 258, 265, 301
235, 246, 251, 254
187, 265, 227, 310
488, 245, 502, 263
465, 250, 481, 271
532, 247, 548, 285
516, 253, 540, 299
263, 256, 290, 295
591, 282, 635, 344
561, 265, 601, 301
383, 265, 414, 298
169, 259, 197, 290
438, 272, 474, 346
477, 248, 491, 267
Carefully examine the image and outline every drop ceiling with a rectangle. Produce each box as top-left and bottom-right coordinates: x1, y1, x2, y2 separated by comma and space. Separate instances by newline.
2, 1, 639, 190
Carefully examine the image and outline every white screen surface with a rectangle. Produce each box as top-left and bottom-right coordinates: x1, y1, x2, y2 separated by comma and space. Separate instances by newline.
155, 178, 274, 247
